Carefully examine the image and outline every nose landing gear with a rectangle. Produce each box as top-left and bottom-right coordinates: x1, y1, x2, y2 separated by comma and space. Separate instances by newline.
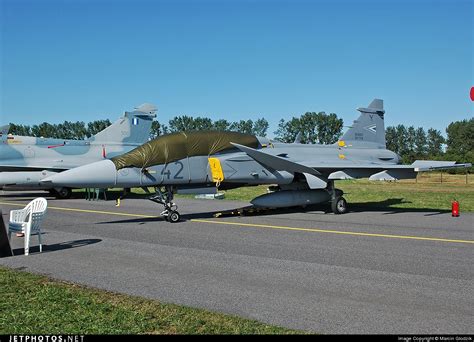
149, 186, 181, 223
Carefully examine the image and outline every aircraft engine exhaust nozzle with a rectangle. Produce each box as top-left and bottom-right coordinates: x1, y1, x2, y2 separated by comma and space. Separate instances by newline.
40, 160, 117, 188
251, 189, 335, 208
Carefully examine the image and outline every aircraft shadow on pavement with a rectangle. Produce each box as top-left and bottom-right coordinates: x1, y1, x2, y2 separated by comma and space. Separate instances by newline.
2, 191, 451, 216
95, 211, 218, 225
94, 198, 450, 225
199, 198, 450, 218
347, 198, 450, 215
96, 217, 165, 225
0, 190, 121, 201
12, 238, 101, 256
0, 192, 56, 200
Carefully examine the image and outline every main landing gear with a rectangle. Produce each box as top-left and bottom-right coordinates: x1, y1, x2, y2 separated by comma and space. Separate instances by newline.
327, 180, 348, 215
49, 187, 72, 199
149, 186, 181, 223
331, 196, 347, 215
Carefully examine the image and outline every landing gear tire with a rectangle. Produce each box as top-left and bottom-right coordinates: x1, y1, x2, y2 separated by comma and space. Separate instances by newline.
52, 187, 72, 199
150, 186, 181, 223
331, 196, 347, 215
168, 210, 181, 223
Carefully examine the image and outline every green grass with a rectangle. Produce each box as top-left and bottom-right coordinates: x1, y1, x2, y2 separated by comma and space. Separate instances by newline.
337, 179, 474, 212
219, 173, 474, 212
0, 267, 300, 335
74, 172, 474, 212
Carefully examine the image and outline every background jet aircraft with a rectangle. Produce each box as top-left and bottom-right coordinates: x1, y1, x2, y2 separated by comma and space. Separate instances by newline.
41, 99, 471, 221
0, 103, 156, 198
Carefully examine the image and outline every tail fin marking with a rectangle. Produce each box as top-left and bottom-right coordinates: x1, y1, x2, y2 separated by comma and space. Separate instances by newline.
340, 98, 386, 148
91, 104, 156, 144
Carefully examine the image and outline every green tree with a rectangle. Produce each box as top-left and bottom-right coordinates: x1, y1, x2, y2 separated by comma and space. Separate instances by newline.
150, 120, 169, 139
212, 119, 231, 131
252, 118, 269, 137
445, 118, 474, 164
168, 115, 195, 132
59, 121, 88, 139
275, 112, 343, 144
8, 123, 32, 136
168, 116, 213, 132
31, 122, 57, 138
86, 120, 111, 138
414, 127, 428, 157
406, 126, 416, 153
230, 120, 254, 134
274, 117, 301, 143
426, 128, 445, 157
395, 124, 409, 158
315, 113, 343, 144
402, 126, 417, 163
385, 126, 398, 153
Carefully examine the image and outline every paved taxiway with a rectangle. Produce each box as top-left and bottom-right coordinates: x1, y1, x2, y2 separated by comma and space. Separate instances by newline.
1, 191, 473, 334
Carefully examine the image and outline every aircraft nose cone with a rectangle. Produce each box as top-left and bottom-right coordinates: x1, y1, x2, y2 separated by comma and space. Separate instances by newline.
41, 160, 117, 188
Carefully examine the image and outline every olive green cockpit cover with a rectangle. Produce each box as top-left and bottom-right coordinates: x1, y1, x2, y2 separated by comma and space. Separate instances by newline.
111, 130, 259, 170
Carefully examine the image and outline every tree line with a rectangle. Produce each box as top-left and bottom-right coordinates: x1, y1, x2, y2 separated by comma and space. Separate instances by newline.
7, 114, 473, 167
274, 112, 343, 144
149, 111, 344, 145
150, 116, 269, 138
7, 117, 271, 140
8, 120, 112, 140
385, 118, 473, 166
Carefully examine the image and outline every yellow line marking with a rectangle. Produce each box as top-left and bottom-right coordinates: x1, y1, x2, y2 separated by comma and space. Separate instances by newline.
190, 219, 474, 245
1, 201, 472, 245
0, 201, 157, 219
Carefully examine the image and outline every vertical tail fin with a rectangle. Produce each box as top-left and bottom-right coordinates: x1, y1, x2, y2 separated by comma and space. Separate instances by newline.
340, 99, 385, 148
91, 103, 156, 144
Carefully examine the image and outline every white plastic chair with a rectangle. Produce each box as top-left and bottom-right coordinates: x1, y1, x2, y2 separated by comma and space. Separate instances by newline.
8, 197, 48, 255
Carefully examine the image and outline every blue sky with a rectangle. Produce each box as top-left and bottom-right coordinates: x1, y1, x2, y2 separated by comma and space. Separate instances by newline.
1, 0, 472, 138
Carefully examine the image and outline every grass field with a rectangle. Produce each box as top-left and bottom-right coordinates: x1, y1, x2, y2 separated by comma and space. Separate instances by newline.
76, 172, 474, 212
220, 172, 474, 212
0, 267, 299, 335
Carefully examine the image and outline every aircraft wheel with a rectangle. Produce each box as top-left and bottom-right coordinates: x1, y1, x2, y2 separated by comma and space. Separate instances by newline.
331, 197, 347, 215
168, 210, 181, 223
54, 187, 72, 199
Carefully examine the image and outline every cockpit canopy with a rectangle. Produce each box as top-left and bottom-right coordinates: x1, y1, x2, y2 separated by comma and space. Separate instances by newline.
111, 130, 261, 170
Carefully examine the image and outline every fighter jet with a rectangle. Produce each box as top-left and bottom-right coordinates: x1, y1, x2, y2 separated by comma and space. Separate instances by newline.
0, 103, 156, 198
41, 99, 471, 221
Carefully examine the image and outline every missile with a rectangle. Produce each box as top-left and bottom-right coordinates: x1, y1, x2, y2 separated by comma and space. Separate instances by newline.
41, 159, 117, 188
251, 189, 342, 208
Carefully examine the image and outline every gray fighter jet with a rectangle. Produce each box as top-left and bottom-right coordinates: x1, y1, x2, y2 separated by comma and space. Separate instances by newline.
41, 99, 471, 221
1, 103, 156, 198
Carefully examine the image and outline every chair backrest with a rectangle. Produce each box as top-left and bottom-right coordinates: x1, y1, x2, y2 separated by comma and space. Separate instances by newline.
25, 198, 48, 232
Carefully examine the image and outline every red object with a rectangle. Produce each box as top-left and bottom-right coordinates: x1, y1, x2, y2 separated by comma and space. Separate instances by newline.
102, 147, 106, 158
47, 144, 65, 149
471, 87, 474, 101
451, 200, 460, 217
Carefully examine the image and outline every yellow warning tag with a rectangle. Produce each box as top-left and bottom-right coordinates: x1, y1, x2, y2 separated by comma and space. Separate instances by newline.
208, 157, 224, 183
